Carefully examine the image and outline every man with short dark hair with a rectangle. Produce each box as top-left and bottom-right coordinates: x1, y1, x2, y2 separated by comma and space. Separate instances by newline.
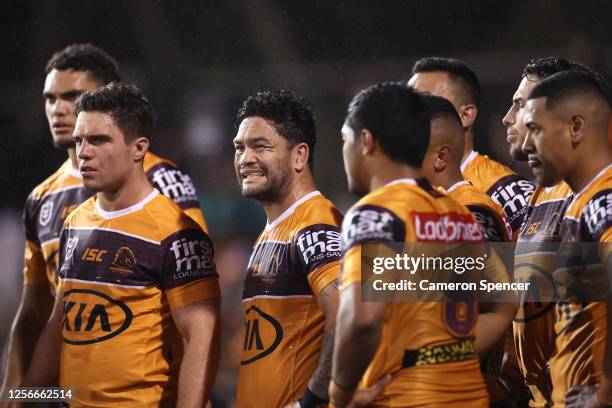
409, 57, 534, 239
330, 82, 491, 407
233, 90, 343, 408
504, 57, 598, 408
21, 83, 221, 407
522, 70, 612, 408
1, 44, 208, 392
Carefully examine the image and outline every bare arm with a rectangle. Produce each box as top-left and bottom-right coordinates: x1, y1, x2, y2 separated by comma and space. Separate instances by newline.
474, 301, 517, 358
329, 283, 386, 407
19, 285, 64, 388
1, 283, 53, 393
172, 298, 220, 408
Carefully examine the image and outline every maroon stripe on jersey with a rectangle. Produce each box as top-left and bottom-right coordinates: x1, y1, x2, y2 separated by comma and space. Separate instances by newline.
243, 241, 312, 299
518, 198, 571, 243
24, 186, 93, 245
146, 162, 200, 209
59, 228, 161, 287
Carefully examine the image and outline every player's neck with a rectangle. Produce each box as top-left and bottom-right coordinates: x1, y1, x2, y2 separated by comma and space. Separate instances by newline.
67, 148, 78, 170
262, 175, 317, 224
566, 151, 612, 194
429, 169, 464, 190
370, 161, 422, 191
461, 130, 475, 163
97, 168, 154, 212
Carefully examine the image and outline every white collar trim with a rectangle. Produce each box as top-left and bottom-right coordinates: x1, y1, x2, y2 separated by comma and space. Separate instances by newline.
447, 180, 471, 193
66, 161, 82, 179
96, 189, 159, 220
460, 150, 478, 174
384, 178, 417, 188
574, 164, 612, 200
265, 191, 321, 231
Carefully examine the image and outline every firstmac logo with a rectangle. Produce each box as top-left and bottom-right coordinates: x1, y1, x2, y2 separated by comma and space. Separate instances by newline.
296, 227, 342, 265
169, 238, 214, 274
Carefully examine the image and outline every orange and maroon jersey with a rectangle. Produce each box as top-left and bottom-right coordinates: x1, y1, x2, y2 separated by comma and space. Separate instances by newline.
57, 190, 219, 407
341, 178, 488, 408
513, 182, 573, 407
445, 180, 512, 242
549, 164, 612, 407
461, 150, 534, 239
23, 153, 207, 294
236, 191, 342, 408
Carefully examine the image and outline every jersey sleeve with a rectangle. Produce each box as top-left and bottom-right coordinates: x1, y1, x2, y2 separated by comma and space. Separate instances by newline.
581, 189, 612, 243
145, 161, 208, 231
466, 205, 510, 242
22, 195, 47, 285
340, 205, 406, 288
292, 224, 342, 296
487, 175, 534, 235
161, 228, 220, 310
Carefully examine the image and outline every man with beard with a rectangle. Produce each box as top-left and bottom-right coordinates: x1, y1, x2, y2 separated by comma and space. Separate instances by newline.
409, 57, 534, 239
522, 70, 612, 408
503, 57, 597, 408
1, 44, 208, 394
232, 90, 343, 408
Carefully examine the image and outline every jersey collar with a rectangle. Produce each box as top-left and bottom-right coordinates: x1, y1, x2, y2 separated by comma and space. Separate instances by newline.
447, 180, 471, 193
460, 150, 478, 174
265, 190, 322, 231
573, 163, 612, 200
96, 189, 159, 220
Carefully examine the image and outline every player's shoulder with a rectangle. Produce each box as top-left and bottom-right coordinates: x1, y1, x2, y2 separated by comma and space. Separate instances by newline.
471, 152, 516, 178
532, 181, 573, 206
144, 193, 201, 238
64, 195, 97, 227
450, 182, 503, 214
294, 192, 343, 229
143, 151, 178, 172
29, 161, 80, 201
567, 166, 612, 221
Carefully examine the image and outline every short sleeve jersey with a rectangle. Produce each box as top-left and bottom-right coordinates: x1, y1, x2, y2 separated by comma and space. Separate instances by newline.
236, 191, 342, 408
23, 153, 207, 293
57, 190, 219, 407
461, 151, 535, 239
341, 178, 488, 407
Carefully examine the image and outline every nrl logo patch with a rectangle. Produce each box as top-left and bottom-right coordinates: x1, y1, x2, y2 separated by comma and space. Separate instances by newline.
65, 237, 79, 261
39, 201, 54, 226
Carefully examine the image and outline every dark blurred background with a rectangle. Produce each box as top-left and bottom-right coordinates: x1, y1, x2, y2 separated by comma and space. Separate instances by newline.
1, 1, 611, 405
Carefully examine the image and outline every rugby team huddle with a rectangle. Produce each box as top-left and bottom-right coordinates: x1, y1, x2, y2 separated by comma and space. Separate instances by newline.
0, 43, 610, 408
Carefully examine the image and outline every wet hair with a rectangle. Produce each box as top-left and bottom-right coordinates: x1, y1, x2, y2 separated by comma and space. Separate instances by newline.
412, 57, 481, 106
45, 43, 121, 85
236, 90, 316, 166
75, 83, 154, 141
345, 82, 430, 168
528, 70, 609, 111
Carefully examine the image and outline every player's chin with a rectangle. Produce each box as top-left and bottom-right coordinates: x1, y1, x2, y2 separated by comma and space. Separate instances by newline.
81, 179, 103, 192
509, 146, 528, 162
52, 135, 76, 150
240, 184, 269, 199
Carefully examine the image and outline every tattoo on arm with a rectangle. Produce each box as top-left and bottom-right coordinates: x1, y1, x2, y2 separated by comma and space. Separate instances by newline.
308, 330, 334, 399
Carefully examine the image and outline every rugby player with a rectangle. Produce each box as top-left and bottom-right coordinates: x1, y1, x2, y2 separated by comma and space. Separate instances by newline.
420, 93, 516, 405
504, 57, 597, 408
409, 57, 535, 239
330, 82, 493, 407
521, 70, 612, 408
19, 83, 220, 407
233, 90, 342, 408
1, 44, 208, 393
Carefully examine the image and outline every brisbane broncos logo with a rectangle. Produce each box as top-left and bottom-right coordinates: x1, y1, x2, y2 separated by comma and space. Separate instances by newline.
110, 247, 136, 274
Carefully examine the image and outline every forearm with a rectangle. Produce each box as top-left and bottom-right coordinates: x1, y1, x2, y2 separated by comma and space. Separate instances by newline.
474, 301, 516, 358
20, 319, 62, 387
306, 329, 334, 400
1, 312, 45, 390
176, 318, 220, 408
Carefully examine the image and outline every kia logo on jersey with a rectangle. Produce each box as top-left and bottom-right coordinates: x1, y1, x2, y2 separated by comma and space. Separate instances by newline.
240, 306, 283, 365
62, 288, 133, 345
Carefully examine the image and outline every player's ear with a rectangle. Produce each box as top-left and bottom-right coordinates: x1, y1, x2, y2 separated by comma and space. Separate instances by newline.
362, 129, 375, 156
434, 145, 451, 172
569, 114, 586, 146
132, 137, 149, 162
294, 142, 309, 172
459, 104, 478, 129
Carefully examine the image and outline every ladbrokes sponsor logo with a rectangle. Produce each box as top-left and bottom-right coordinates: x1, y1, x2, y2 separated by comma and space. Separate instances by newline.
62, 289, 133, 345
150, 166, 198, 203
342, 205, 405, 249
169, 237, 214, 279
296, 226, 342, 265
240, 305, 283, 365
583, 191, 612, 237
413, 212, 483, 242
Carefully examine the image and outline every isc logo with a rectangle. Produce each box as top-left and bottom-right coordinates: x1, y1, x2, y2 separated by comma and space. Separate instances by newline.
81, 248, 107, 262
170, 238, 214, 272
62, 289, 133, 345
296, 229, 342, 265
